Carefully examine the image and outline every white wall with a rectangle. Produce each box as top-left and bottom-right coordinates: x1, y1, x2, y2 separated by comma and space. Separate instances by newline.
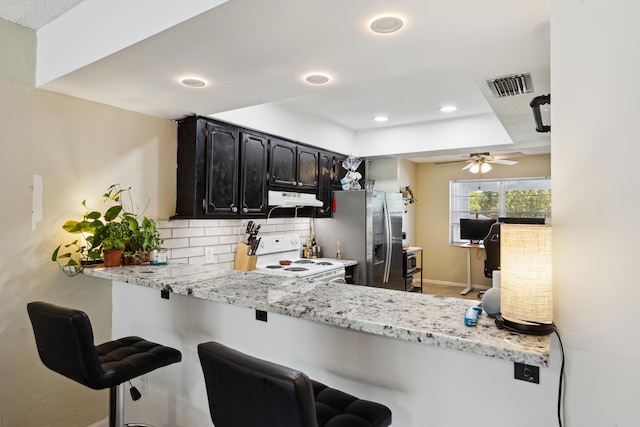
398, 159, 417, 247
37, 0, 229, 85
213, 103, 356, 153
354, 113, 514, 158
552, 1, 640, 425
368, 157, 398, 192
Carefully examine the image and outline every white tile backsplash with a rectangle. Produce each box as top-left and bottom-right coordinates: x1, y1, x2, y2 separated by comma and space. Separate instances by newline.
189, 236, 220, 246
172, 227, 205, 238
158, 217, 311, 266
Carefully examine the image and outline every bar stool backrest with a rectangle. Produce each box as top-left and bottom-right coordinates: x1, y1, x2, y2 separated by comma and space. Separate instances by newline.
198, 341, 318, 427
27, 301, 103, 389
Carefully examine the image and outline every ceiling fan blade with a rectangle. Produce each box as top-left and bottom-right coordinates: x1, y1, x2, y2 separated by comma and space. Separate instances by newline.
490, 159, 518, 165
492, 152, 525, 160
461, 162, 474, 170
435, 158, 471, 165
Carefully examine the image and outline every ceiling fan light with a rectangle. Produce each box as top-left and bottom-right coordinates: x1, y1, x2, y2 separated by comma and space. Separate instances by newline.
480, 162, 492, 173
469, 163, 480, 174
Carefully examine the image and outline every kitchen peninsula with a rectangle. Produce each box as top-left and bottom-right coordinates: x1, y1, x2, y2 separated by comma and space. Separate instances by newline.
84, 264, 548, 365
83, 265, 554, 426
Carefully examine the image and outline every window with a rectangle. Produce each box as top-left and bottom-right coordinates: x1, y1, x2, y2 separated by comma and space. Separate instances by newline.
449, 177, 551, 244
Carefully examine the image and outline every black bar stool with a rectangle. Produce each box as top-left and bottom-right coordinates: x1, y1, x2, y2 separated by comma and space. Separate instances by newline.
27, 301, 182, 427
198, 341, 392, 427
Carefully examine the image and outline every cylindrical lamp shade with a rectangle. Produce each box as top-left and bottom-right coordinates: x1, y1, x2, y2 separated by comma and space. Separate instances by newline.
500, 225, 553, 333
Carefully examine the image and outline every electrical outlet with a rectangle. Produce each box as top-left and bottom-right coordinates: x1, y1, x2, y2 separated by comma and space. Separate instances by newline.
514, 362, 539, 384
205, 247, 214, 263
256, 309, 268, 322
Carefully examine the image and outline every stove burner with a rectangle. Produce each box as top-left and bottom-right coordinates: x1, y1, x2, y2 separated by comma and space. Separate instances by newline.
316, 261, 334, 266
284, 267, 309, 272
294, 259, 315, 264
265, 265, 284, 269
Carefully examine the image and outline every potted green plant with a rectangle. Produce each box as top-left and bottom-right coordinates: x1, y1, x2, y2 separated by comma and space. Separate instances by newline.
123, 217, 164, 264
52, 184, 151, 275
95, 220, 130, 267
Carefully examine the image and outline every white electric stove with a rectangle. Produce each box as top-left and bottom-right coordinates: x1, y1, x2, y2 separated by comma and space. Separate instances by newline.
253, 234, 346, 282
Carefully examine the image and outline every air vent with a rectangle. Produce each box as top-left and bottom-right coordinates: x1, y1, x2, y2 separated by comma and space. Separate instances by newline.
487, 73, 533, 98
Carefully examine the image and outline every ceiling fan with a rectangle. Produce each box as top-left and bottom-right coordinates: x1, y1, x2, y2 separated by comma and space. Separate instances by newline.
437, 152, 524, 173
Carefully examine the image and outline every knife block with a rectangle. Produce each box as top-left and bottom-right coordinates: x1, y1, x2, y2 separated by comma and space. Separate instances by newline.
233, 242, 258, 271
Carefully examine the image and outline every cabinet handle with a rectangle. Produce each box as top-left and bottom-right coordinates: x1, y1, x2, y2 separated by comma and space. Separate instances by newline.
242, 207, 248, 213
232, 207, 238, 213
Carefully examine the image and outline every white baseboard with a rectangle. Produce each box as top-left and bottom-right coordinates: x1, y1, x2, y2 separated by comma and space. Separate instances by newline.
86, 417, 108, 427
422, 278, 490, 291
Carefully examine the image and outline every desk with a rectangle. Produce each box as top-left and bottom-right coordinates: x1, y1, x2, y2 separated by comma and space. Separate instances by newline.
456, 243, 484, 295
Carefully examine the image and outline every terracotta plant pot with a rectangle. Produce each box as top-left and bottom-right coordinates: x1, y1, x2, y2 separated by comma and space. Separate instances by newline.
103, 249, 123, 267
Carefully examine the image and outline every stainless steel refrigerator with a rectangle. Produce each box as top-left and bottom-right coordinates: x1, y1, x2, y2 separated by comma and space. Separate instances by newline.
314, 190, 404, 289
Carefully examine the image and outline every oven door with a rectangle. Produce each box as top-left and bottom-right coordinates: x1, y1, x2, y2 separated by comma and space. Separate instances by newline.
307, 267, 346, 282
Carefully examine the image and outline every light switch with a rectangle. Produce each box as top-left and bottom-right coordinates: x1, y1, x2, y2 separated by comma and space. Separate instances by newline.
32, 175, 43, 231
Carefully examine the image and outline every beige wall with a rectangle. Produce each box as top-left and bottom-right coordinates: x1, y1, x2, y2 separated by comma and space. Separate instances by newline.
398, 158, 417, 246
414, 154, 551, 288
0, 19, 176, 426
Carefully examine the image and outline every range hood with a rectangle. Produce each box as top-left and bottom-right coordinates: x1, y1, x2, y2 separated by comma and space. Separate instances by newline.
268, 190, 323, 207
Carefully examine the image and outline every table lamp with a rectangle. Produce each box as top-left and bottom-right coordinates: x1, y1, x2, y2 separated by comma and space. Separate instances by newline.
496, 224, 555, 335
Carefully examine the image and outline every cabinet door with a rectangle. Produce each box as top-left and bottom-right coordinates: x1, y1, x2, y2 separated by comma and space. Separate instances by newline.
317, 151, 333, 217
297, 146, 318, 189
205, 122, 240, 215
269, 138, 297, 187
240, 132, 268, 214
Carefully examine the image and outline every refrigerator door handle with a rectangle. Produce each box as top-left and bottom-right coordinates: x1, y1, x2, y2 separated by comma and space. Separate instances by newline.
383, 193, 392, 283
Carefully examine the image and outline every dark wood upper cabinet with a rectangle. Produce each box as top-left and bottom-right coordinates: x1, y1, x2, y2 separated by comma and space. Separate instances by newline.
317, 151, 333, 217
269, 138, 298, 188
205, 121, 240, 215
269, 138, 318, 190
297, 146, 318, 189
240, 131, 268, 215
176, 116, 348, 219
176, 117, 266, 218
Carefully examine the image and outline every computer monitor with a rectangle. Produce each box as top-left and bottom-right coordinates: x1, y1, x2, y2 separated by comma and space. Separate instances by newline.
498, 217, 545, 225
459, 218, 497, 244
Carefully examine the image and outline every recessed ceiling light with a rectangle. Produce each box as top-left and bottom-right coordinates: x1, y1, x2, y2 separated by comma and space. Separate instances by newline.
440, 105, 458, 112
374, 115, 389, 122
180, 77, 207, 88
304, 73, 331, 85
369, 15, 405, 34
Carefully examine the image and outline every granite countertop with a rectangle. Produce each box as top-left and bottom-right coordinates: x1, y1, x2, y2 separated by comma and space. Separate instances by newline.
83, 264, 550, 367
